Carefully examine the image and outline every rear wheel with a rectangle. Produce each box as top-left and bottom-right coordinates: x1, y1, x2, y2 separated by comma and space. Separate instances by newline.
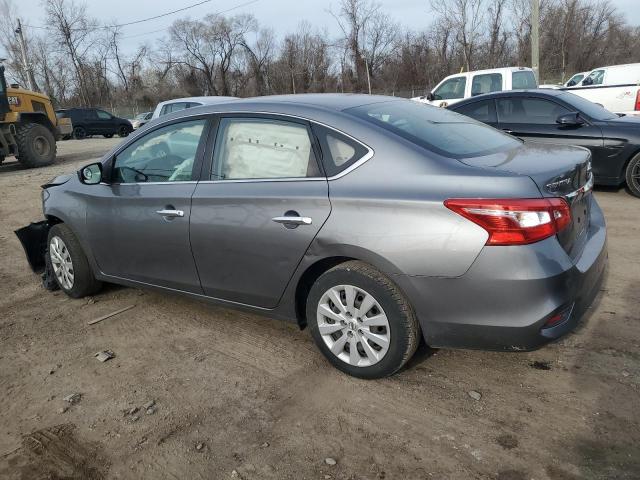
15, 122, 56, 168
73, 126, 87, 140
47, 224, 102, 298
625, 154, 640, 198
117, 125, 129, 137
306, 261, 420, 379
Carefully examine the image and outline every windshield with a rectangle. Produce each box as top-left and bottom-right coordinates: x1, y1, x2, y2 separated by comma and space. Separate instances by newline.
559, 92, 618, 120
345, 100, 521, 158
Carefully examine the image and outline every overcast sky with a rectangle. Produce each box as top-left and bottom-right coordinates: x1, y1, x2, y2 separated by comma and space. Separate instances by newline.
13, 0, 640, 55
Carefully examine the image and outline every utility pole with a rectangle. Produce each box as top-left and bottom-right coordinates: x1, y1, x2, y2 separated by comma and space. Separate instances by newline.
15, 18, 38, 92
531, 0, 540, 83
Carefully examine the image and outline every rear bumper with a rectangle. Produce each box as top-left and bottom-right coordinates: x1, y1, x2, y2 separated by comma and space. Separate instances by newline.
395, 198, 608, 351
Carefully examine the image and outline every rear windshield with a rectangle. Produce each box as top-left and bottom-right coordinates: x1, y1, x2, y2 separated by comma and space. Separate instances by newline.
345, 100, 520, 158
512, 71, 537, 89
558, 92, 618, 121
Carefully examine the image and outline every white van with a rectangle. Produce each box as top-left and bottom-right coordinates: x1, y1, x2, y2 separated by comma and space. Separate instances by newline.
579, 63, 640, 87
564, 63, 640, 115
412, 67, 537, 108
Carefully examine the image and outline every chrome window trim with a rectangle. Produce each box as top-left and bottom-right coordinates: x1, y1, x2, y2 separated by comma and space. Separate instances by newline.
108, 109, 375, 185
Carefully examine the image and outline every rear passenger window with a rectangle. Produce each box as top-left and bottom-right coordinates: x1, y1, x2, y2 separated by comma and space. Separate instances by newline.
471, 73, 502, 96
312, 125, 370, 177
453, 100, 496, 123
212, 117, 321, 180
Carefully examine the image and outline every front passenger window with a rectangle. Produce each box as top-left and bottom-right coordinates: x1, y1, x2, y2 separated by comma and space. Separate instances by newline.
113, 120, 206, 183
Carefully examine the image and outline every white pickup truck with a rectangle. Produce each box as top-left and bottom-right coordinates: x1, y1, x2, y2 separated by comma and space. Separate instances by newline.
562, 63, 640, 116
412, 67, 537, 108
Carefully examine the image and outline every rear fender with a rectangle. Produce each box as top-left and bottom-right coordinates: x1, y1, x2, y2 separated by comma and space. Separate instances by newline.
14, 220, 50, 273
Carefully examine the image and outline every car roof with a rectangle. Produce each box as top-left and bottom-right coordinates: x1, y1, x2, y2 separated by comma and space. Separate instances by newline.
218, 93, 399, 111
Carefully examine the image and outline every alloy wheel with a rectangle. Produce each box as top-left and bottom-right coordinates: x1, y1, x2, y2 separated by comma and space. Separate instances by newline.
49, 236, 74, 290
316, 284, 390, 367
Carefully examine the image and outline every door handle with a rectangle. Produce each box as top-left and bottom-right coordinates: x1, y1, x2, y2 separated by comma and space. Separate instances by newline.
502, 128, 514, 134
272, 216, 312, 226
156, 209, 184, 218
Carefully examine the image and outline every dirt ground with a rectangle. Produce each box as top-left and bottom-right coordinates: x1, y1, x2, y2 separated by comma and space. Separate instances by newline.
0, 138, 638, 480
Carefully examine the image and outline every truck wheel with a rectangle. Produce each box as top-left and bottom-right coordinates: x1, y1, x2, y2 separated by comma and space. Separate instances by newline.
15, 123, 56, 168
626, 154, 640, 198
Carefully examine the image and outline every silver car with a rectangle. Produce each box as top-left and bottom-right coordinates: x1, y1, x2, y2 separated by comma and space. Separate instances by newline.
16, 95, 607, 379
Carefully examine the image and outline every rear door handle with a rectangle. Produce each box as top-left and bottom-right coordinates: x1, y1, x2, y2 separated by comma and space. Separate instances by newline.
272, 216, 312, 226
156, 209, 184, 218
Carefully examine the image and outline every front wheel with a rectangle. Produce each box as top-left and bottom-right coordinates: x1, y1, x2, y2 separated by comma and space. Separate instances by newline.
307, 261, 420, 379
117, 125, 129, 137
47, 224, 102, 298
625, 154, 640, 198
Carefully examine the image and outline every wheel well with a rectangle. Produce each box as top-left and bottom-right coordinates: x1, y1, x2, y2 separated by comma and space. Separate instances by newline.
18, 113, 55, 135
45, 214, 63, 226
294, 256, 354, 329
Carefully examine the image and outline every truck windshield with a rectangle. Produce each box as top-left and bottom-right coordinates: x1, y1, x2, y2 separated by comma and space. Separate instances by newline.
345, 100, 521, 158
559, 92, 618, 121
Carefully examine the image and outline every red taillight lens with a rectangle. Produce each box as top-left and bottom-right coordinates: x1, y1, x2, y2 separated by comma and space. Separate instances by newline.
635, 89, 640, 111
444, 198, 571, 246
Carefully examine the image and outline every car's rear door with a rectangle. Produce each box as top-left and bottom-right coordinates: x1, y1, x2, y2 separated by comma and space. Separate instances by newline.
85, 117, 212, 292
190, 114, 331, 308
495, 96, 603, 151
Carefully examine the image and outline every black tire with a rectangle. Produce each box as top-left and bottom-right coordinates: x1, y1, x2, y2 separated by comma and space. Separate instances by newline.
625, 153, 640, 198
15, 123, 56, 168
47, 223, 102, 298
103, 133, 114, 138
0, 155, 4, 165
306, 261, 420, 379
117, 125, 129, 138
73, 126, 87, 140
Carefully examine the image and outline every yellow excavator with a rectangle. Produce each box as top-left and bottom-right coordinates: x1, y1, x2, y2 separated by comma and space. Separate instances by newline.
0, 65, 72, 167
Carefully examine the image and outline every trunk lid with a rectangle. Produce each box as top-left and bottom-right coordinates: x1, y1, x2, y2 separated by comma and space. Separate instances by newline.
458, 143, 593, 258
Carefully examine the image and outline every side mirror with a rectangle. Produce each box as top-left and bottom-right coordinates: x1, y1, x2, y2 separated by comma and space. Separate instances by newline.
426, 92, 435, 101
556, 112, 585, 126
78, 162, 103, 185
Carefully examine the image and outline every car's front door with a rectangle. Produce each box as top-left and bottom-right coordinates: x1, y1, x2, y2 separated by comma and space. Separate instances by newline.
495, 96, 604, 153
190, 115, 331, 308
85, 117, 211, 292
96, 110, 115, 134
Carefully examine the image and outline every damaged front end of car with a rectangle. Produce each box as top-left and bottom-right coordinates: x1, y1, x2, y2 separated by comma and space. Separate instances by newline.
14, 174, 73, 289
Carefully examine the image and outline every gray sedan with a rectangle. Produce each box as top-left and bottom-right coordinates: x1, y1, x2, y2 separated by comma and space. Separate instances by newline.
16, 94, 607, 378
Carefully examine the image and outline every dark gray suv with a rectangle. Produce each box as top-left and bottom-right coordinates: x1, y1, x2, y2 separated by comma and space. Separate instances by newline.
17, 95, 607, 378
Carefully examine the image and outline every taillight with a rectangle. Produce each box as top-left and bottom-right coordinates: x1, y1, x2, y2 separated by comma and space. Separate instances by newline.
635, 89, 640, 111
444, 198, 571, 246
